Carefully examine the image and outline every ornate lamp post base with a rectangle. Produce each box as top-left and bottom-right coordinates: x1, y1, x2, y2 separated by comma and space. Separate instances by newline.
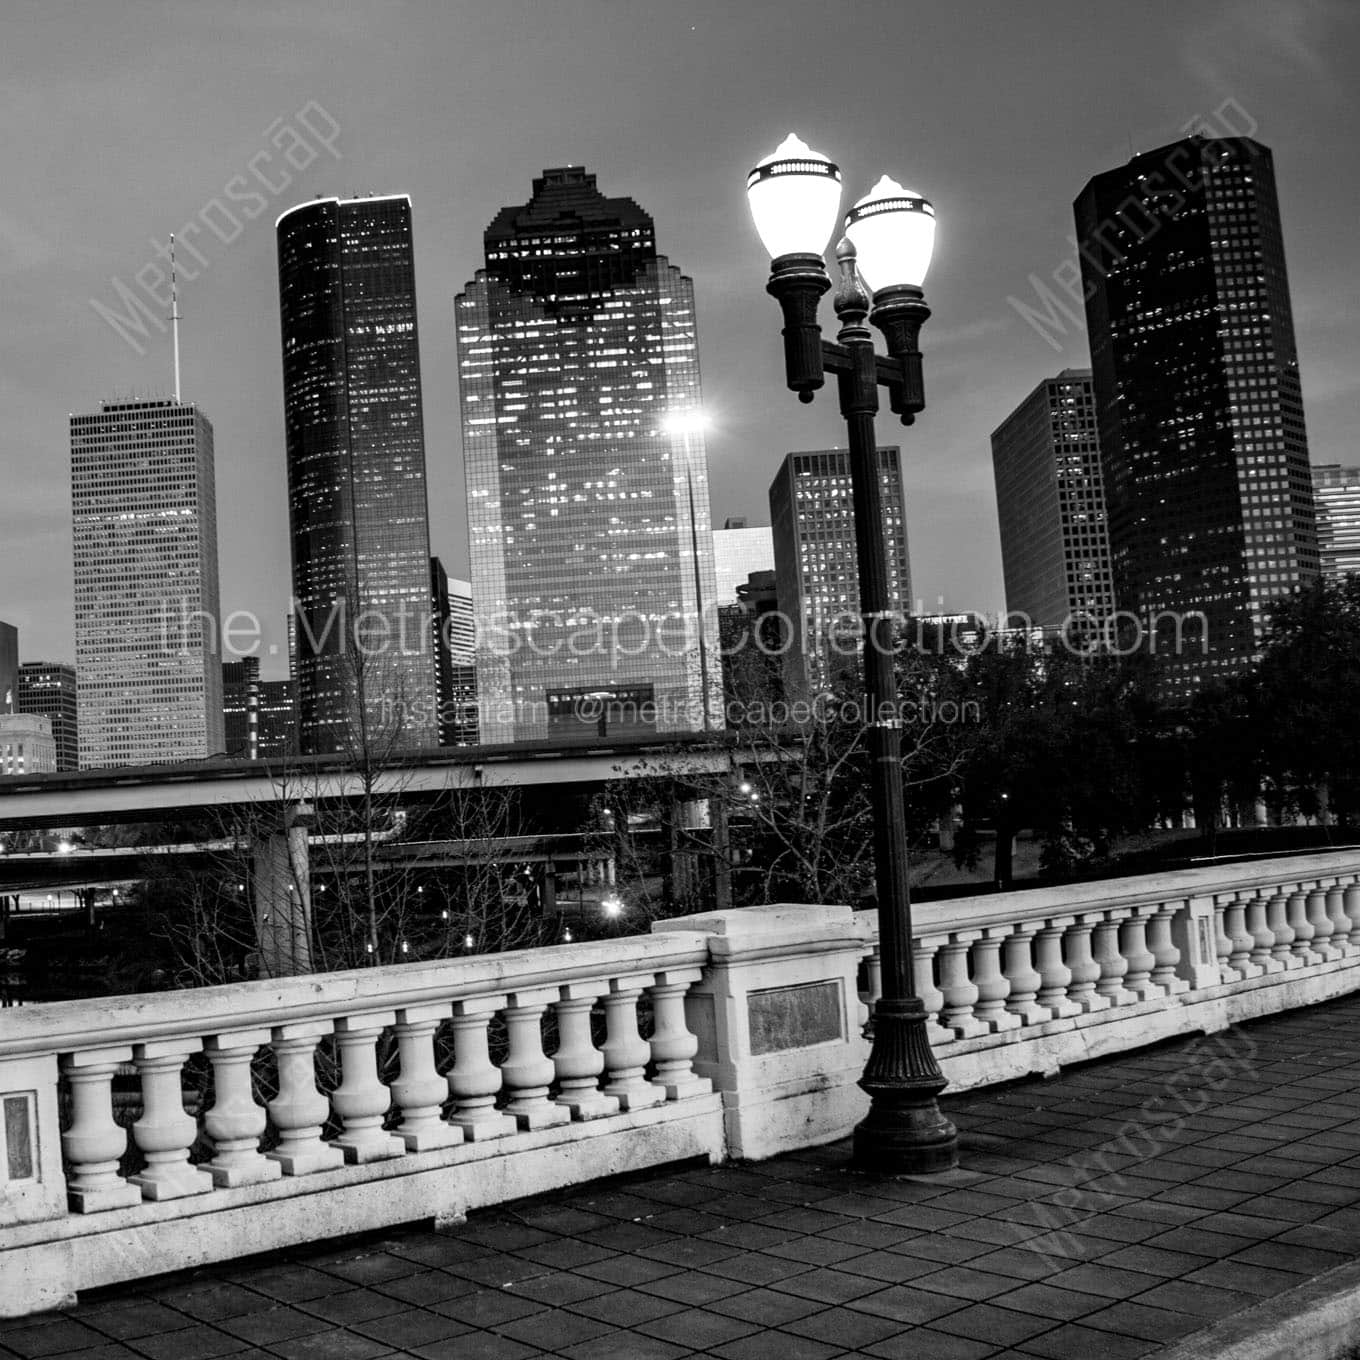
854, 998, 959, 1174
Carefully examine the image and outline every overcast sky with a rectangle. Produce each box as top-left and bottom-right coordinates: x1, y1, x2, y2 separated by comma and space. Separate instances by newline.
1, 0, 1356, 676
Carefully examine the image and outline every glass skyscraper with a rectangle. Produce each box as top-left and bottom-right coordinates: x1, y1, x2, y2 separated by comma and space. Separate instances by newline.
276, 194, 438, 754
1075, 136, 1319, 693
16, 662, 78, 771
768, 447, 911, 700
71, 399, 224, 767
990, 369, 1115, 633
1312, 465, 1360, 582
457, 166, 721, 744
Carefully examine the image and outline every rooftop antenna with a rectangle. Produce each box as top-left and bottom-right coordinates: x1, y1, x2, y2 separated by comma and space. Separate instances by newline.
170, 233, 182, 402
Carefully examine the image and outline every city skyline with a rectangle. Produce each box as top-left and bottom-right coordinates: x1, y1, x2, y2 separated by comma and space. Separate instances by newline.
2, 2, 1355, 674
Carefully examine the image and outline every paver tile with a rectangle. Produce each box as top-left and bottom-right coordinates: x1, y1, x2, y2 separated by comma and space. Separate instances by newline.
993, 1280, 1110, 1321
1080, 1299, 1206, 1343
932, 1301, 1059, 1347
708, 1286, 825, 1326
1016, 1321, 1161, 1358
633, 1305, 762, 1349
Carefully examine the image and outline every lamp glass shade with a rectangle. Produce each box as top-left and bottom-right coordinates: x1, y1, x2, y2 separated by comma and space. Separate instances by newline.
843, 175, 935, 291
746, 134, 842, 260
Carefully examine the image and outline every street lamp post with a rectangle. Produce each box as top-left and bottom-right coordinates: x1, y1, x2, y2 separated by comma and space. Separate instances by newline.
746, 135, 959, 1173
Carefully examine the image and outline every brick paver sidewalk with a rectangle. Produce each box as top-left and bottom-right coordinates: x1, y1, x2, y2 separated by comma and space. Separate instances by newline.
6, 995, 1360, 1359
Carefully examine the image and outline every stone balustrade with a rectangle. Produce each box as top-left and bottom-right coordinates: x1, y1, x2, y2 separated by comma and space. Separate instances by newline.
858, 850, 1360, 1089
4, 849, 1360, 1317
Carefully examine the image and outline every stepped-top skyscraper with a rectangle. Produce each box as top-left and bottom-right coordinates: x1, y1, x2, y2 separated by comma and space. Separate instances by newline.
457, 166, 721, 743
276, 195, 438, 753
71, 400, 224, 767
1075, 136, 1319, 693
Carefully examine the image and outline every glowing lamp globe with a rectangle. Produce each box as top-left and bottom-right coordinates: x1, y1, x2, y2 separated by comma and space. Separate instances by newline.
843, 176, 936, 292
746, 134, 843, 260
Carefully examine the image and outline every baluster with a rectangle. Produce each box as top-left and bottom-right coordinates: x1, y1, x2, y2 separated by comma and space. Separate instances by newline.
501, 990, 571, 1129
862, 943, 883, 1037
1148, 905, 1188, 995
1034, 919, 1082, 1018
266, 1022, 344, 1175
552, 984, 619, 1119
649, 970, 712, 1100
865, 944, 883, 1012
1265, 887, 1297, 968
128, 1040, 213, 1201
912, 938, 953, 1045
1325, 881, 1353, 957
1212, 894, 1236, 980
61, 1047, 142, 1212
1224, 893, 1257, 978
1345, 878, 1360, 948
1244, 889, 1280, 974
1003, 925, 1049, 1024
1064, 915, 1109, 1012
1120, 908, 1160, 1000
939, 933, 987, 1037
1306, 882, 1339, 961
331, 1012, 405, 1163
1093, 914, 1136, 1006
390, 1003, 462, 1152
602, 975, 666, 1111
203, 1029, 280, 1187
1286, 886, 1319, 965
971, 928, 1021, 1030
447, 998, 518, 1140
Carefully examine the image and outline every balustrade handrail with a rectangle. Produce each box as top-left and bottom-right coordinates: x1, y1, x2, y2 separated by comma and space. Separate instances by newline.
0, 930, 712, 1059
856, 848, 1360, 941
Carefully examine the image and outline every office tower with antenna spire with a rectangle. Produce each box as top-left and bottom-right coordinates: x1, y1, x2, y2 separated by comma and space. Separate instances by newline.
71, 395, 224, 768
70, 235, 223, 768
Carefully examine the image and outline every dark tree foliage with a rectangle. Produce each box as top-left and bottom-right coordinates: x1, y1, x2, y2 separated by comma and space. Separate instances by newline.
1244, 576, 1360, 825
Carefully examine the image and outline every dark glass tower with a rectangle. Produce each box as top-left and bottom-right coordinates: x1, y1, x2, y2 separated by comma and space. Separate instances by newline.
16, 662, 78, 771
1075, 137, 1318, 694
768, 447, 911, 700
276, 195, 438, 753
457, 167, 720, 743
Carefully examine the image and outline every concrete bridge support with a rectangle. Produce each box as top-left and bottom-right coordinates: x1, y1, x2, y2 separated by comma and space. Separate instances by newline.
252, 804, 315, 978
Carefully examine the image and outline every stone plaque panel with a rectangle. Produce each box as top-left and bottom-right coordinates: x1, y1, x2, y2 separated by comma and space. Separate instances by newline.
748, 981, 844, 1055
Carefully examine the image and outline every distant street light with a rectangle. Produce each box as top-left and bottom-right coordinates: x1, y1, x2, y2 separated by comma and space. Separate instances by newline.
746, 134, 957, 1175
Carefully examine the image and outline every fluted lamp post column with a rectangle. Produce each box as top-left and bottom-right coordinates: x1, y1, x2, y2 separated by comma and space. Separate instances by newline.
746, 134, 958, 1173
